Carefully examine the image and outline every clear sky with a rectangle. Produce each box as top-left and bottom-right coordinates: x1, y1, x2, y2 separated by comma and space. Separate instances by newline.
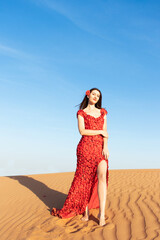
0, 0, 160, 176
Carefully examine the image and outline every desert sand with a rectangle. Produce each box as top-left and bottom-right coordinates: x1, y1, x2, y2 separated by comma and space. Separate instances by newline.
0, 169, 160, 240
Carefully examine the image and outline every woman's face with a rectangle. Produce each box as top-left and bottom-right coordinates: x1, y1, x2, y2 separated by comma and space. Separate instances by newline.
88, 90, 100, 104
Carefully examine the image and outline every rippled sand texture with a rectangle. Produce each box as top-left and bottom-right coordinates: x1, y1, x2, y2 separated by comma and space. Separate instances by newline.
0, 169, 160, 240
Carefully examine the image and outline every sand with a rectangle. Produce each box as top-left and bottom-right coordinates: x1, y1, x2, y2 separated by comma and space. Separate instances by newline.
0, 169, 160, 240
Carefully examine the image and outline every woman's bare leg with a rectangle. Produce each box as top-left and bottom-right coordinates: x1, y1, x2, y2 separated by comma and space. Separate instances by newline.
81, 205, 89, 221
97, 160, 107, 226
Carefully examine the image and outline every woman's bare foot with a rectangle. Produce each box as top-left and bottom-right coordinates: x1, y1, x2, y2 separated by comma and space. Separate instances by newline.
98, 213, 106, 226
99, 216, 106, 226
81, 214, 89, 221
81, 205, 89, 221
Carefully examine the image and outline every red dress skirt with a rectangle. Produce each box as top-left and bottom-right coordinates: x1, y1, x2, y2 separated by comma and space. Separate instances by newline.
51, 108, 109, 218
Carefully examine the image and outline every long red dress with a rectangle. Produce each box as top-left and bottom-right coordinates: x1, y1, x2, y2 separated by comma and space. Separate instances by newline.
51, 108, 109, 218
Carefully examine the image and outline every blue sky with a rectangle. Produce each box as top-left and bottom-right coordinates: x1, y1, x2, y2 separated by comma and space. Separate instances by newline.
0, 0, 160, 176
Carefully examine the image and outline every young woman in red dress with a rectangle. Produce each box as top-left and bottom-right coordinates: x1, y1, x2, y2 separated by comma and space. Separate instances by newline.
51, 88, 109, 226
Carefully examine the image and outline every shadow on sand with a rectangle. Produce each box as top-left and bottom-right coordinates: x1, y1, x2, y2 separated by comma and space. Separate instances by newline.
6, 175, 67, 213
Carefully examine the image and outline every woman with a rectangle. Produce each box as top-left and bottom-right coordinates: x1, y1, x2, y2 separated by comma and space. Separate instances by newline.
51, 88, 109, 226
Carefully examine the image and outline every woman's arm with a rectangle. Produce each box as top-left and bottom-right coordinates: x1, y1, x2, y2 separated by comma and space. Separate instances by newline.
78, 115, 103, 136
103, 114, 108, 148
81, 129, 103, 136
102, 114, 109, 159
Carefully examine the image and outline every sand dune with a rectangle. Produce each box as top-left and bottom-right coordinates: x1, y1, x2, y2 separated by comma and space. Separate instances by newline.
0, 169, 160, 240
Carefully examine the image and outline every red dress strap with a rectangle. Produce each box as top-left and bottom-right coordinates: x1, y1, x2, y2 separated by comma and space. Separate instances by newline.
77, 109, 85, 118
101, 108, 108, 116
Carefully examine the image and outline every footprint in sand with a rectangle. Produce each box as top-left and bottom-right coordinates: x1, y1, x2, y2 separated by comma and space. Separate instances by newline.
65, 219, 88, 233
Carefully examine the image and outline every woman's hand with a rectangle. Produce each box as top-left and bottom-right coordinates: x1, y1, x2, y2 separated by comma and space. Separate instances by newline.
101, 130, 109, 138
102, 147, 109, 159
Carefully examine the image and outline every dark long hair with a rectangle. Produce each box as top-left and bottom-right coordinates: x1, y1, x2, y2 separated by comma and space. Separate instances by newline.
75, 88, 103, 110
